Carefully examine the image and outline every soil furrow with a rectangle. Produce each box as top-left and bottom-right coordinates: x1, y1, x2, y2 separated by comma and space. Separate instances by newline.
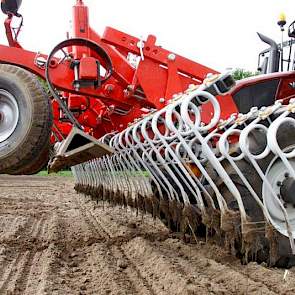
12, 218, 46, 294
0, 175, 295, 294
73, 194, 154, 295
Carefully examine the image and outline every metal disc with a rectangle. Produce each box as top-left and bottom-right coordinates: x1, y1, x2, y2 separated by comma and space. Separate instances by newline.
0, 89, 19, 143
263, 157, 295, 237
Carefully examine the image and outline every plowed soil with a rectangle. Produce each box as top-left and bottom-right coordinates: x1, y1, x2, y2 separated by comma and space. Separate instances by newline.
0, 175, 295, 295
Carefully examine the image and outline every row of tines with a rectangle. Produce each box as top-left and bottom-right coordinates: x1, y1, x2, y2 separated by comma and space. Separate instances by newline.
73, 86, 295, 264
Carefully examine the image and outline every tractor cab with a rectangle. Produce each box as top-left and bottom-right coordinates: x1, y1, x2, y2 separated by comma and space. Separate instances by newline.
258, 14, 295, 74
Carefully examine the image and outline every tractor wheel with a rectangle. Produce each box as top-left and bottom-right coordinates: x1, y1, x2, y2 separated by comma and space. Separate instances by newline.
10, 142, 51, 175
0, 64, 52, 174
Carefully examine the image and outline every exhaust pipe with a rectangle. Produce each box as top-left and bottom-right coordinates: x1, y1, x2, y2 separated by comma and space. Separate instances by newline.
257, 32, 280, 73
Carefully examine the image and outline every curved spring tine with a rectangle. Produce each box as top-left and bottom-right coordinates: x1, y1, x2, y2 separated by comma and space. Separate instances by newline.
219, 114, 271, 221
238, 107, 295, 253
139, 116, 183, 202
268, 104, 295, 178
77, 164, 83, 188
101, 156, 110, 191
93, 159, 99, 190
112, 133, 141, 196
99, 131, 117, 145
159, 106, 209, 211
107, 155, 120, 193
164, 93, 227, 214
124, 124, 166, 200
115, 152, 135, 197
71, 165, 78, 185
94, 159, 104, 189
180, 90, 248, 220
174, 141, 217, 210
80, 163, 86, 188
133, 119, 178, 201
117, 131, 151, 197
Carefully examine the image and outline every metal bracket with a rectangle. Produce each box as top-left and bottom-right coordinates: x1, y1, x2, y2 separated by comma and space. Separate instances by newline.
48, 127, 113, 173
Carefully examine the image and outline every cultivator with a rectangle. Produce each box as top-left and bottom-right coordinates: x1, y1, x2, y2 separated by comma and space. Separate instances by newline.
72, 73, 295, 266
1, 0, 295, 267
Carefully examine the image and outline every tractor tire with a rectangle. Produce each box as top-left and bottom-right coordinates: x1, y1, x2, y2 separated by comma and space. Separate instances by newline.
10, 142, 51, 175
0, 64, 52, 174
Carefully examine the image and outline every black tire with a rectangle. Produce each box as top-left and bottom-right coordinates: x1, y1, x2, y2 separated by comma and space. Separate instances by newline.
0, 64, 52, 174
11, 142, 51, 175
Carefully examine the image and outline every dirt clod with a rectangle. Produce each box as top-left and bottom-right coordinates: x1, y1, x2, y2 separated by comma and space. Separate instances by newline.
117, 259, 128, 269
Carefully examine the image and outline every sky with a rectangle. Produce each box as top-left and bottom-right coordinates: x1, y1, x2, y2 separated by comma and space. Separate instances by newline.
0, 0, 294, 72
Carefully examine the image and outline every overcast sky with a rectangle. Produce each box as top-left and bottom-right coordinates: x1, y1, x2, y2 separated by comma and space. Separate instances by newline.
0, 0, 294, 72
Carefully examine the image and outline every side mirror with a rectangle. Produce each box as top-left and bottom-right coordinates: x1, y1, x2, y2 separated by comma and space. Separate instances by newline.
1, 0, 22, 16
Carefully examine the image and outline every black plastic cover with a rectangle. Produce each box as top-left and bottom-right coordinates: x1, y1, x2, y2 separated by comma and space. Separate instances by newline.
1, 0, 22, 16
233, 79, 280, 113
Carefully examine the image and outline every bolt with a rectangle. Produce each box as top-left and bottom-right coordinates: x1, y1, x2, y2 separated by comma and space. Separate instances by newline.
168, 53, 176, 61
119, 124, 124, 128
105, 84, 114, 94
285, 172, 290, 178
159, 98, 165, 104
277, 181, 282, 187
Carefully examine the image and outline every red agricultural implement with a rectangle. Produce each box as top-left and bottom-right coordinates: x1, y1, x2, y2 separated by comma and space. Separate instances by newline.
1, 0, 295, 267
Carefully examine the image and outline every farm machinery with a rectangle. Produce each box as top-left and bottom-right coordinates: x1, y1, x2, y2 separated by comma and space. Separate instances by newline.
1, 0, 295, 267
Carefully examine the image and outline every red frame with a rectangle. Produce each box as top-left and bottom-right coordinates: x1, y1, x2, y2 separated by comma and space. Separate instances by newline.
0, 0, 238, 141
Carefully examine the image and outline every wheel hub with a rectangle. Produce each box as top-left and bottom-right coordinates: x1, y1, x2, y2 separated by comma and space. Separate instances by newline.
280, 175, 295, 205
0, 89, 19, 143
263, 157, 295, 237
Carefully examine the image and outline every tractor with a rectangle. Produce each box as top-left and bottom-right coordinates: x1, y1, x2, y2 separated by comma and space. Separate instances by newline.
1, 0, 295, 267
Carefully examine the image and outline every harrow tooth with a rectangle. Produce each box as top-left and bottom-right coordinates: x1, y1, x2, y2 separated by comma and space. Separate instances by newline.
180, 204, 201, 235
202, 208, 221, 239
143, 196, 154, 215
151, 195, 161, 220
126, 192, 135, 208
72, 79, 295, 267
221, 211, 242, 256
170, 200, 184, 232
159, 199, 173, 230
137, 194, 146, 215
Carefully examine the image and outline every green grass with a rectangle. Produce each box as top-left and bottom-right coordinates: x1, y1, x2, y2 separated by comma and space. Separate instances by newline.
37, 170, 73, 177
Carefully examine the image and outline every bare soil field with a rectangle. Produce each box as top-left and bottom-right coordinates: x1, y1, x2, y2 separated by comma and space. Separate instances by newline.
0, 176, 295, 295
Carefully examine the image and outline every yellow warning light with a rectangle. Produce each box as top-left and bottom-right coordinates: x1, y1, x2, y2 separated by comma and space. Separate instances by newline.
278, 12, 287, 27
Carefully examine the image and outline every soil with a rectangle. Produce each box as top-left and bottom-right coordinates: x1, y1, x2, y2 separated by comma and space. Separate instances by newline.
0, 175, 295, 295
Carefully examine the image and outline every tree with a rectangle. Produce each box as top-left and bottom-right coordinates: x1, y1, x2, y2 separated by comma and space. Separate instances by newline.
231, 68, 258, 81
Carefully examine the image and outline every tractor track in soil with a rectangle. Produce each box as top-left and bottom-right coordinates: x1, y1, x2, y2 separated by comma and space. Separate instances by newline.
0, 176, 295, 294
